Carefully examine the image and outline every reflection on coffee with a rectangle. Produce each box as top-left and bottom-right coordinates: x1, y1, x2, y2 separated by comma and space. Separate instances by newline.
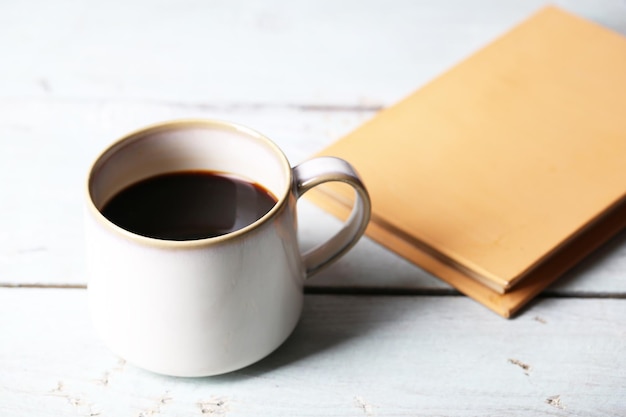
101, 171, 277, 240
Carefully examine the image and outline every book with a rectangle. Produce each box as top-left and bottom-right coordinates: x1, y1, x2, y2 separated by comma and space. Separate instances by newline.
307, 6, 626, 317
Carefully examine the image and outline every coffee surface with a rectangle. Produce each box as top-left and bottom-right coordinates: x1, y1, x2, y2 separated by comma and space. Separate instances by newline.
101, 171, 277, 240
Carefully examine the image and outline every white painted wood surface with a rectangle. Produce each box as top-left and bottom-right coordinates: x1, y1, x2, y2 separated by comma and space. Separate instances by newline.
1, 0, 625, 415
1, 288, 625, 416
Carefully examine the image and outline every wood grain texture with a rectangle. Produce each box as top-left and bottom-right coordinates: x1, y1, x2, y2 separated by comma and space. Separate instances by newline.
2, 0, 607, 105
1, 288, 625, 416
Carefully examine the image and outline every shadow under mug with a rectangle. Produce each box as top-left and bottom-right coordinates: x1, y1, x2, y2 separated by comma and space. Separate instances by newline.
84, 119, 371, 377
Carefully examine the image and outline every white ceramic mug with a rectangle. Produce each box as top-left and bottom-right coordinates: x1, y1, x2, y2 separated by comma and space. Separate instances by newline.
85, 119, 371, 377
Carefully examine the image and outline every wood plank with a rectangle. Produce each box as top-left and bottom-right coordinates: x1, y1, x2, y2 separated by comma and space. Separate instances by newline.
0, 288, 625, 416
1, 99, 625, 295
0, 0, 624, 106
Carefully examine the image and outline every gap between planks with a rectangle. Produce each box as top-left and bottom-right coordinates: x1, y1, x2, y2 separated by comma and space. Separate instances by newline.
2, 283, 626, 301
0, 96, 385, 113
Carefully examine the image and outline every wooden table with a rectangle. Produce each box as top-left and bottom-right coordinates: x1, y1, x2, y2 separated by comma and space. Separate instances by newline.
2, 1, 625, 415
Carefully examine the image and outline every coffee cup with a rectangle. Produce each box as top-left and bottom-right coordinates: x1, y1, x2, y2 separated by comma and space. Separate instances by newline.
85, 119, 371, 377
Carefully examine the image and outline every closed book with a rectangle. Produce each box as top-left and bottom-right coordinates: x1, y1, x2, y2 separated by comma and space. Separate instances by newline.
307, 6, 626, 317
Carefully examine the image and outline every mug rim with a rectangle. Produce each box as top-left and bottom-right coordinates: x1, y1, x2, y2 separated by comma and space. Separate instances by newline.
85, 118, 293, 248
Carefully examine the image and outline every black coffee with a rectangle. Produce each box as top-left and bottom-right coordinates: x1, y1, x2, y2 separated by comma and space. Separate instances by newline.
101, 171, 277, 240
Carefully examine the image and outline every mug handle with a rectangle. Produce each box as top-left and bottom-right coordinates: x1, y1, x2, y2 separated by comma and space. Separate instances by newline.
292, 156, 371, 277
